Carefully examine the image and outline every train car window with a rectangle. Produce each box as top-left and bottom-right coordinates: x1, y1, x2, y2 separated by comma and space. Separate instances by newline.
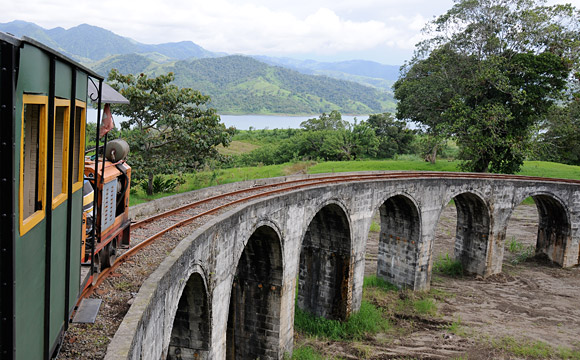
71, 101, 86, 192
20, 95, 48, 235
52, 100, 70, 208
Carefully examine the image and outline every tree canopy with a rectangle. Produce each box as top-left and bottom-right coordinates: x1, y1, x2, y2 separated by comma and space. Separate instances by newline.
536, 99, 580, 165
300, 110, 349, 131
107, 69, 234, 194
394, 0, 579, 173
366, 113, 416, 159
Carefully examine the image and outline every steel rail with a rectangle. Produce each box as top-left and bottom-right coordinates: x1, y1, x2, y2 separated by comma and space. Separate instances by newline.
78, 171, 580, 300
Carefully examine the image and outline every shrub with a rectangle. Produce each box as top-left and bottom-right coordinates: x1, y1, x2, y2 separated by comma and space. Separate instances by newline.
506, 237, 526, 253
294, 300, 389, 340
506, 237, 536, 264
413, 298, 437, 316
139, 174, 185, 194
289, 345, 323, 360
433, 253, 464, 277
363, 275, 398, 291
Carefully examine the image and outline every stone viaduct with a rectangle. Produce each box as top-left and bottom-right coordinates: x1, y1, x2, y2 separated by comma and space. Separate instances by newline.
105, 172, 580, 360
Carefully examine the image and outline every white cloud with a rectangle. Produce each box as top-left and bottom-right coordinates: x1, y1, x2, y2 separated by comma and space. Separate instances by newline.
0, 0, 435, 57
1, 0, 578, 64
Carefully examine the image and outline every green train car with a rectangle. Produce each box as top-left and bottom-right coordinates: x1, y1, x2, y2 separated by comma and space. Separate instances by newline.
0, 32, 130, 359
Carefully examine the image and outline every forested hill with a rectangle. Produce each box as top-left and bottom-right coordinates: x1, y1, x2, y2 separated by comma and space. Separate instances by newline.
92, 54, 396, 115
1, 20, 396, 114
253, 56, 400, 91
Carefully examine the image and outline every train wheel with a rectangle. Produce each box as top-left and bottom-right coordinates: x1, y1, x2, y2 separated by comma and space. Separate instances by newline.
100, 239, 117, 270
109, 239, 118, 266
92, 253, 100, 286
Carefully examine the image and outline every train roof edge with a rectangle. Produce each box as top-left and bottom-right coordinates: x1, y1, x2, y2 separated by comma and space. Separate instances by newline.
0, 31, 104, 80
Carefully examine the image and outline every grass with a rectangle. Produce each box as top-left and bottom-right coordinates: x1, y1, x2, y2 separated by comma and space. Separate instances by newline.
113, 281, 134, 291
309, 159, 580, 179
129, 159, 580, 206
491, 336, 580, 359
369, 220, 380, 233
288, 345, 324, 360
216, 140, 260, 156
518, 161, 580, 180
363, 275, 398, 291
393, 293, 440, 319
413, 298, 438, 316
446, 316, 466, 336
505, 237, 536, 264
282, 161, 317, 175
512, 246, 536, 264
308, 159, 460, 174
433, 253, 464, 277
521, 196, 535, 205
294, 300, 390, 341
129, 163, 289, 205
506, 236, 526, 253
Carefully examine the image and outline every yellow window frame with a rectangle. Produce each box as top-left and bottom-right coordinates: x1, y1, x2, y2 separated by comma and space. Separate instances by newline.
52, 98, 70, 209
19, 94, 48, 236
71, 100, 86, 193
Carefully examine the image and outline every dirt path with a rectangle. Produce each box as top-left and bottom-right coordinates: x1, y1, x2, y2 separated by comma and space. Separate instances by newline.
307, 203, 580, 359
430, 204, 580, 348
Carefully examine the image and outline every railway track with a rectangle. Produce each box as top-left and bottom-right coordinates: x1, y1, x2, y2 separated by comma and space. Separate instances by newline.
59, 170, 580, 359
78, 170, 580, 301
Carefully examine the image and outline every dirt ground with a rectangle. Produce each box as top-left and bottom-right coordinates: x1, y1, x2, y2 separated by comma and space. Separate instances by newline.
300, 203, 580, 359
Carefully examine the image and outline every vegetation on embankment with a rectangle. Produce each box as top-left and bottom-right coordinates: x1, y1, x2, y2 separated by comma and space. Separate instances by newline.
129, 159, 580, 206
289, 272, 580, 360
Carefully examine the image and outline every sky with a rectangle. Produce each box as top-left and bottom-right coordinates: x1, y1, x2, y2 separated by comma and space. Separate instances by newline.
1, 0, 579, 65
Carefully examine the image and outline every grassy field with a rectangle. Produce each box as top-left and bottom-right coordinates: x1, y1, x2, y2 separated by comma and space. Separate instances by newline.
129, 159, 580, 206
216, 140, 260, 156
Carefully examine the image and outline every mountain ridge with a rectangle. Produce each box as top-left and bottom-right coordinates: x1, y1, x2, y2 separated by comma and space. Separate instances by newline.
91, 54, 396, 114
0, 20, 398, 114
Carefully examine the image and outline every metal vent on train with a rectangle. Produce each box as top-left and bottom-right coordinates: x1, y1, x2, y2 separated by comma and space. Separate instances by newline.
101, 179, 118, 231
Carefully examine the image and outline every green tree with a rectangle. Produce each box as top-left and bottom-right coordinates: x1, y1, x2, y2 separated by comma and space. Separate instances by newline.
319, 121, 379, 161
414, 133, 448, 163
367, 113, 416, 159
394, 0, 579, 173
536, 99, 580, 165
107, 69, 234, 195
300, 110, 348, 131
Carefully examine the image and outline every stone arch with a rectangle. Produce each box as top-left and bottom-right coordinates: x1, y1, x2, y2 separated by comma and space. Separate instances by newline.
167, 271, 210, 360
376, 193, 422, 289
298, 201, 353, 320
226, 224, 284, 360
443, 191, 490, 275
510, 192, 571, 266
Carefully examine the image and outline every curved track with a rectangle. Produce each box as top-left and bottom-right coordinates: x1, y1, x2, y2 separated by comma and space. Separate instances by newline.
78, 171, 580, 300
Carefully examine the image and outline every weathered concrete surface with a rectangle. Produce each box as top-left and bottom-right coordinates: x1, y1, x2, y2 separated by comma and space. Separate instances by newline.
107, 173, 580, 360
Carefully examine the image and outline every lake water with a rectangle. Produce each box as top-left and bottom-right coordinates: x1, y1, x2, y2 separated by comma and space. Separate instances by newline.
88, 108, 368, 130
220, 114, 368, 130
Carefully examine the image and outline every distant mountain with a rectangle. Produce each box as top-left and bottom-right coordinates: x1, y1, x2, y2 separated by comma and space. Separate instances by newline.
1, 20, 397, 115
89, 53, 160, 76
0, 20, 62, 49
0, 21, 219, 62
254, 56, 400, 91
93, 54, 396, 114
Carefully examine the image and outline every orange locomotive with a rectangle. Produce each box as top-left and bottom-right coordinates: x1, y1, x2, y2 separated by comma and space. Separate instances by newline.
82, 139, 132, 285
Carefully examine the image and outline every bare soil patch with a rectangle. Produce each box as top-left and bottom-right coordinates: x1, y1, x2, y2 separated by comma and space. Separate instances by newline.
301, 203, 580, 359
